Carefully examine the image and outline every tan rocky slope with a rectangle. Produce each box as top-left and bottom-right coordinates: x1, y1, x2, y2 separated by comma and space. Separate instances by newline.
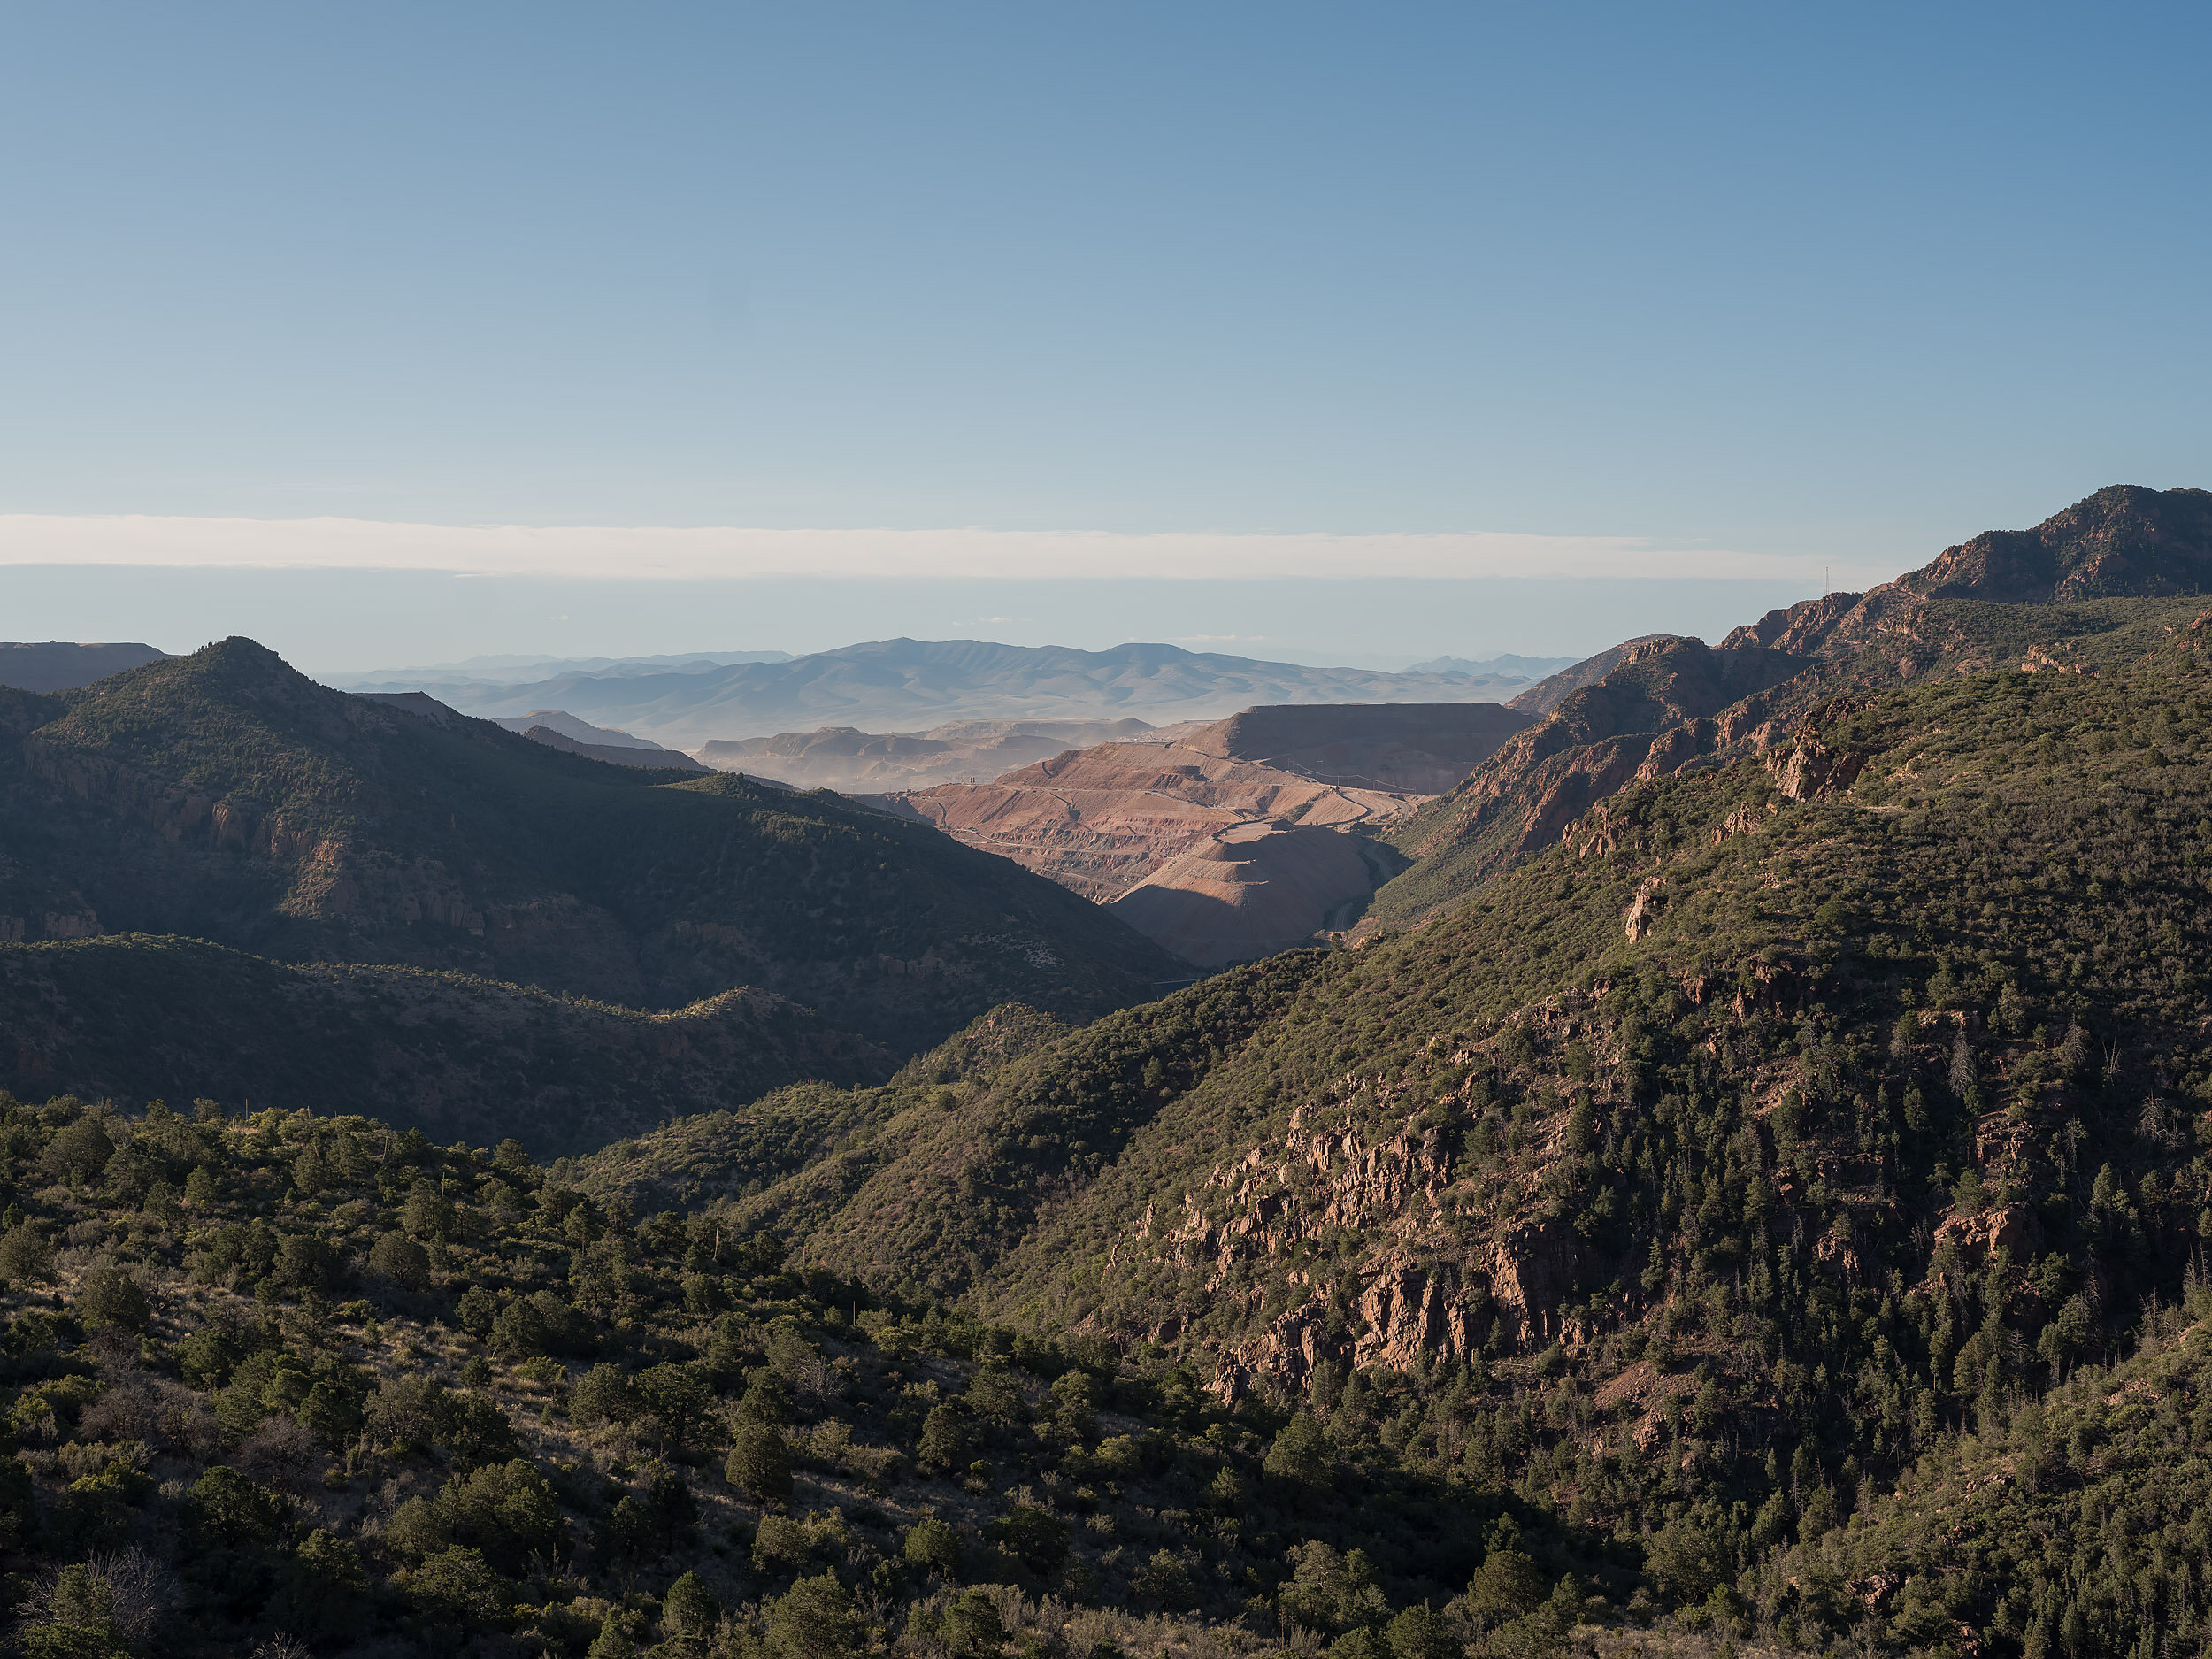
1103, 818, 1404, 965
886, 703, 1530, 964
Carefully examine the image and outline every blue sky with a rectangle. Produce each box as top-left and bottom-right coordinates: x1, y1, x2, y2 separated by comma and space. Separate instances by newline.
2, 3, 2207, 669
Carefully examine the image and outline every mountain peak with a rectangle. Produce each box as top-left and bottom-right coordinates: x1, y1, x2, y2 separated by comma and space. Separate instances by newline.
1898, 483, 2212, 603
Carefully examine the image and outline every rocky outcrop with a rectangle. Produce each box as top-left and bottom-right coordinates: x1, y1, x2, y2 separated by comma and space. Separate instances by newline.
1507, 636, 1682, 716
1720, 591, 1866, 655
1148, 1089, 1613, 1398
1765, 734, 1868, 802
1371, 641, 1817, 929
1623, 877, 1664, 942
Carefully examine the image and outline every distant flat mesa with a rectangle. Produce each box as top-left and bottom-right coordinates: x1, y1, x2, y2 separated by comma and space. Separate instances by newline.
880, 701, 1532, 964
0, 641, 173, 693
332, 637, 1532, 749
696, 718, 1163, 793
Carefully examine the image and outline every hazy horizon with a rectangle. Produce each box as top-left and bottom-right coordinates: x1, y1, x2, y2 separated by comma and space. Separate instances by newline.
0, 568, 1839, 681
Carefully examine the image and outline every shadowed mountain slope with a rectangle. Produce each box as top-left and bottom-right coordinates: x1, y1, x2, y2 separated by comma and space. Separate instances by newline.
0, 638, 1181, 1056
1183, 702, 1533, 794
0, 934, 886, 1156
518, 725, 708, 771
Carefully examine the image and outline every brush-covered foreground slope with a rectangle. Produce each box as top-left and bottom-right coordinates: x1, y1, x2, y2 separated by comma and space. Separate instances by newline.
0, 1090, 1666, 1659
580, 624, 2212, 1655
1368, 486, 2212, 932
0, 935, 888, 1157
10, 1082, 2212, 1659
0, 638, 1180, 1053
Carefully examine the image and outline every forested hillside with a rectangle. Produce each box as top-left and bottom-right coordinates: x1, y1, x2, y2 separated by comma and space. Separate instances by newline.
556, 600, 2212, 1655
0, 1088, 1640, 1659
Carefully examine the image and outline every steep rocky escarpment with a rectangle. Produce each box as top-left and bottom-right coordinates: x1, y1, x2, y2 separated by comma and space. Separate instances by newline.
1364, 638, 1814, 928
1893, 482, 2212, 603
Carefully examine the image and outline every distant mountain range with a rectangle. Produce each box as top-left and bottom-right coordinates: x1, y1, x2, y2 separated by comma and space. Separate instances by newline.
333, 638, 1546, 748
1402, 651, 1577, 680
353, 649, 795, 681
697, 717, 1165, 793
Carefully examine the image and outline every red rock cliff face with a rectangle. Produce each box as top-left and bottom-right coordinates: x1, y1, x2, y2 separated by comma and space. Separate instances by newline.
1136, 1072, 1606, 1400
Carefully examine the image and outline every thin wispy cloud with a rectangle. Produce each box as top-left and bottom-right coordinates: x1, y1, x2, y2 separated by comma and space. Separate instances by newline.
0, 515, 1894, 586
